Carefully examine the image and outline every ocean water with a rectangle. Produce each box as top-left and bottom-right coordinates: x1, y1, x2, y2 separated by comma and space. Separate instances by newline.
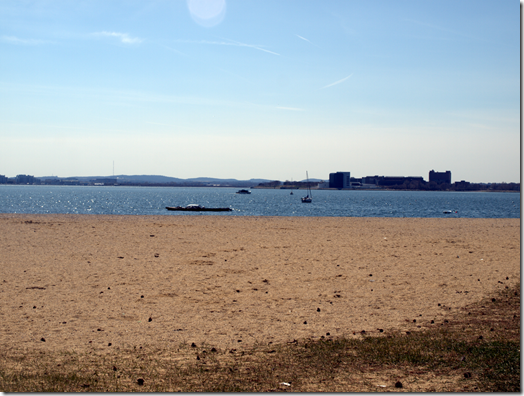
0, 185, 519, 218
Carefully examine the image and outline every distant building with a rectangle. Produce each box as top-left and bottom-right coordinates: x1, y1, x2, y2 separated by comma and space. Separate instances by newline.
329, 172, 351, 189
61, 179, 83, 185
257, 180, 282, 188
362, 175, 383, 185
91, 178, 117, 185
16, 174, 38, 184
429, 170, 451, 184
44, 178, 61, 185
361, 175, 424, 187
379, 176, 424, 187
0, 175, 7, 184
349, 177, 362, 187
454, 180, 470, 190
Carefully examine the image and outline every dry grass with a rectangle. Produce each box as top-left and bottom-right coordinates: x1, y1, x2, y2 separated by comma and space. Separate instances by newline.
0, 283, 519, 392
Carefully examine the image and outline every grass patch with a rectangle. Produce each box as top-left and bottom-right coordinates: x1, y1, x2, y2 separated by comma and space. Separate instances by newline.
0, 284, 519, 392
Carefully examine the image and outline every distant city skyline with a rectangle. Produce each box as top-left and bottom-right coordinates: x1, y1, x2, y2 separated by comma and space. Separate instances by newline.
0, 168, 518, 186
0, 1, 520, 183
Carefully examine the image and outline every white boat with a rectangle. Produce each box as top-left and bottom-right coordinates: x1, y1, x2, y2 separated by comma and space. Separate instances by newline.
301, 171, 312, 203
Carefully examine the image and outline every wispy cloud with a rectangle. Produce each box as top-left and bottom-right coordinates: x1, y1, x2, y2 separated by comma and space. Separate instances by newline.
175, 37, 280, 56
321, 73, 353, 89
295, 34, 322, 49
276, 106, 305, 111
92, 31, 143, 44
1, 35, 53, 45
296, 34, 311, 43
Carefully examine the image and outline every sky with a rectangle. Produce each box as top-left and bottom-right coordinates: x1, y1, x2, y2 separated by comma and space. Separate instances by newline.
0, 0, 520, 183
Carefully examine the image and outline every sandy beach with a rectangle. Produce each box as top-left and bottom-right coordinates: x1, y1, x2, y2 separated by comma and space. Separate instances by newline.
0, 214, 519, 356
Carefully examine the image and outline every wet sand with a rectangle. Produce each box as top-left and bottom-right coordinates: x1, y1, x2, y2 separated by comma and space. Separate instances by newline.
0, 214, 519, 355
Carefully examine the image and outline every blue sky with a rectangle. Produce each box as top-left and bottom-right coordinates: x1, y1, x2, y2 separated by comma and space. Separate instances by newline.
0, 0, 520, 183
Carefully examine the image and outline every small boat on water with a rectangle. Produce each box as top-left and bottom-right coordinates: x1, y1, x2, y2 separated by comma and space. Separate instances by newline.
166, 204, 232, 212
443, 210, 458, 214
236, 189, 251, 194
301, 195, 312, 203
301, 171, 312, 203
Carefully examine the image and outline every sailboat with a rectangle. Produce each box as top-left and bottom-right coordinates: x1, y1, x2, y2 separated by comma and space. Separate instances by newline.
301, 171, 312, 203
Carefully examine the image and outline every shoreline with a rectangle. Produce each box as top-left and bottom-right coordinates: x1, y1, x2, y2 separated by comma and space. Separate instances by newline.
0, 184, 520, 192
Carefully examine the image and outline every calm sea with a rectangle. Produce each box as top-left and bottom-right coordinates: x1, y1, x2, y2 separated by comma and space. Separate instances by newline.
0, 185, 519, 218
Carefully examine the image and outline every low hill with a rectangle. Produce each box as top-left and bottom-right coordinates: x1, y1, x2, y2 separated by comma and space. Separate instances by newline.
38, 175, 272, 186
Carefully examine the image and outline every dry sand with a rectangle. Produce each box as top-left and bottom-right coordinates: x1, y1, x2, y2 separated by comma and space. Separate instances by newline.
0, 214, 519, 356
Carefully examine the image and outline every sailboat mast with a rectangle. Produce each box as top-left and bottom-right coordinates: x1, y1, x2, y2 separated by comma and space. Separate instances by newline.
306, 171, 312, 197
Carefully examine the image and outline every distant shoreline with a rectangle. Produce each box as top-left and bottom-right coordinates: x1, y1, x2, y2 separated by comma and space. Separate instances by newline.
253, 186, 520, 193
0, 184, 520, 193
